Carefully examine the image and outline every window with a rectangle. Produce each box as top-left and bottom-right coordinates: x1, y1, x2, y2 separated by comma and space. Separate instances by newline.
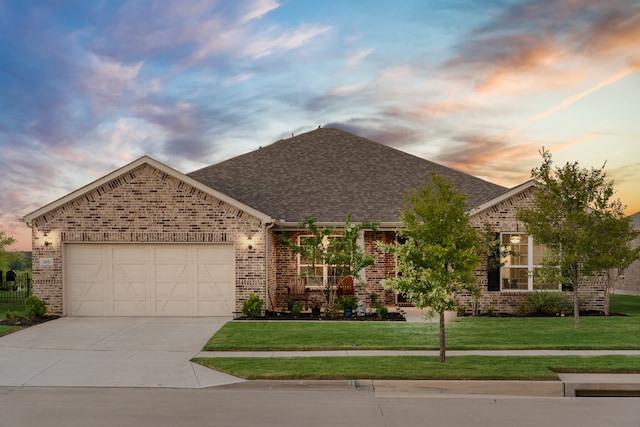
500, 233, 557, 291
297, 235, 341, 286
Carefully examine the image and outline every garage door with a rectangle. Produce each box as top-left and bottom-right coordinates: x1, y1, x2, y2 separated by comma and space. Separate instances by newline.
65, 244, 235, 316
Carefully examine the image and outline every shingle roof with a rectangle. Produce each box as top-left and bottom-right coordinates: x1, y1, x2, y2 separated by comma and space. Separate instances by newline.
188, 127, 507, 223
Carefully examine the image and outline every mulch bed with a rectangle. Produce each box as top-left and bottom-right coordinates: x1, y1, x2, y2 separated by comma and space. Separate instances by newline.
0, 315, 60, 327
237, 311, 406, 321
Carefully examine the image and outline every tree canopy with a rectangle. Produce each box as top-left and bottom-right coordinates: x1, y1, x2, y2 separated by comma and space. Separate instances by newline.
380, 173, 483, 362
517, 149, 640, 329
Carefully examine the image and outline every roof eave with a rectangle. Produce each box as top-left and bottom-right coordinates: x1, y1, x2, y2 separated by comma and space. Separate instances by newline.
467, 179, 536, 217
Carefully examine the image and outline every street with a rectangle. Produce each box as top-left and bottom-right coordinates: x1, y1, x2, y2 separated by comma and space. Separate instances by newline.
0, 385, 638, 427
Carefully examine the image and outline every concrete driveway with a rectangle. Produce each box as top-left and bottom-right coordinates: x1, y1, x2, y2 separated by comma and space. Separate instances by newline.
0, 317, 243, 388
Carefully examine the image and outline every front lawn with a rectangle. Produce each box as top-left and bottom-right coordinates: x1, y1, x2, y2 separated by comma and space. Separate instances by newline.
193, 355, 640, 380
197, 295, 640, 380
204, 315, 640, 351
611, 293, 640, 316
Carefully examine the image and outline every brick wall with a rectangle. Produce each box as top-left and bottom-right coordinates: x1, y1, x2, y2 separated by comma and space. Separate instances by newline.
30, 164, 267, 315
465, 186, 607, 315
614, 233, 640, 295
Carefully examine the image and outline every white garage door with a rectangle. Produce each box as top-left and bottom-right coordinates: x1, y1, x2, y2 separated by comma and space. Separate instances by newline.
65, 244, 235, 316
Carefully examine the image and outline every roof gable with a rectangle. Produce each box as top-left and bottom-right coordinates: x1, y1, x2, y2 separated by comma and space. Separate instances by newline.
22, 156, 272, 224
188, 128, 507, 223
630, 212, 640, 229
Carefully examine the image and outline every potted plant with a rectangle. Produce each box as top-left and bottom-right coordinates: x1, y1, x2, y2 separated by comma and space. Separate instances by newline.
443, 298, 459, 323
337, 296, 358, 316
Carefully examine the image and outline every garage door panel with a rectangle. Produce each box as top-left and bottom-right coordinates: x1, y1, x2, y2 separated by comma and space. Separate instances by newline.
112, 281, 146, 297
113, 300, 147, 315
155, 282, 188, 297
72, 300, 105, 316
155, 300, 190, 316
200, 264, 232, 282
198, 282, 232, 298
113, 264, 146, 281
198, 300, 234, 316
66, 244, 235, 316
71, 282, 104, 298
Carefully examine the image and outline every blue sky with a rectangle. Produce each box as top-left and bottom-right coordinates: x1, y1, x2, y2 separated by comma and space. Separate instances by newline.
1, 0, 639, 250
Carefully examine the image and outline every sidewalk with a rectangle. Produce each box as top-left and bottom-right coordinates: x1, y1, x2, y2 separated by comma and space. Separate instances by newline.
196, 349, 640, 358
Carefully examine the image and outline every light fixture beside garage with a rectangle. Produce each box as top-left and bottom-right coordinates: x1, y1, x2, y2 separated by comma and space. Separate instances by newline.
247, 237, 253, 250
42, 232, 51, 246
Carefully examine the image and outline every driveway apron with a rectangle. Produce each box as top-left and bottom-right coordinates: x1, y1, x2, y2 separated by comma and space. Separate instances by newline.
0, 317, 243, 388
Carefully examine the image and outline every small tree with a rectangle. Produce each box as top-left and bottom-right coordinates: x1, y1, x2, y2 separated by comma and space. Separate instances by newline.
0, 231, 16, 271
324, 214, 379, 282
517, 149, 640, 329
280, 214, 378, 308
379, 174, 483, 363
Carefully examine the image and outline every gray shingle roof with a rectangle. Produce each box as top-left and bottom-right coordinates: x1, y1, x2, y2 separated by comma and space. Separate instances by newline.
188, 127, 507, 223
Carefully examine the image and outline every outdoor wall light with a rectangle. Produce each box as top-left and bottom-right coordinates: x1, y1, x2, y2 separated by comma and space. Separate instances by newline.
247, 237, 253, 250
43, 233, 51, 246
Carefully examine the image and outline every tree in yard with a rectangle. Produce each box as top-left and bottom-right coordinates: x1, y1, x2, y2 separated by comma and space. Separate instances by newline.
279, 214, 378, 308
379, 174, 483, 363
0, 231, 16, 268
324, 213, 379, 282
517, 149, 640, 329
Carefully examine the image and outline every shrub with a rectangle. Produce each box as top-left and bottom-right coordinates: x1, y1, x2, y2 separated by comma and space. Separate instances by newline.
290, 301, 302, 317
515, 298, 528, 317
5, 310, 20, 325
242, 293, 264, 318
526, 291, 570, 316
24, 295, 47, 320
376, 305, 388, 319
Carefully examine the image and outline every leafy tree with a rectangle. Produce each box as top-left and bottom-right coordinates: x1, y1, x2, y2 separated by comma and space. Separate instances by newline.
517, 149, 640, 329
379, 174, 483, 363
0, 231, 16, 270
279, 214, 378, 307
324, 214, 379, 281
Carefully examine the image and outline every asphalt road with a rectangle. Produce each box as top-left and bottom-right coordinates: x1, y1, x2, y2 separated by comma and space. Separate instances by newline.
1, 385, 638, 427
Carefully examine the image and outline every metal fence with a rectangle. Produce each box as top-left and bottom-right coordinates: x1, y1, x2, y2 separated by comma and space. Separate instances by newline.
0, 271, 32, 303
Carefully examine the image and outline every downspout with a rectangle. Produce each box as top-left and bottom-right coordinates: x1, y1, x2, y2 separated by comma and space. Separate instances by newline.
264, 221, 276, 312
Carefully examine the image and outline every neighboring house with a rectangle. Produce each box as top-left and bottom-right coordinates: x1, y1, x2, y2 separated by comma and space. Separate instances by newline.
22, 127, 607, 317
613, 212, 640, 295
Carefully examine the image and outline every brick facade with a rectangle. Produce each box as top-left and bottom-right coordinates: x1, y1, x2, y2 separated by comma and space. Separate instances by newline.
465, 186, 606, 314
30, 164, 268, 315
28, 159, 610, 317
614, 233, 640, 295
270, 186, 607, 315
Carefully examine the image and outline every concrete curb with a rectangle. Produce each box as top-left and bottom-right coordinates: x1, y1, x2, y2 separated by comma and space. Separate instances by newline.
215, 377, 640, 397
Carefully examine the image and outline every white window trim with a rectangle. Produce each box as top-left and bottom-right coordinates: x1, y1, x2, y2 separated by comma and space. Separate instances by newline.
297, 235, 339, 288
501, 233, 560, 291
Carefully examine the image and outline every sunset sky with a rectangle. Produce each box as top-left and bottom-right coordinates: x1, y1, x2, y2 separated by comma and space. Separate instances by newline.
1, 0, 639, 251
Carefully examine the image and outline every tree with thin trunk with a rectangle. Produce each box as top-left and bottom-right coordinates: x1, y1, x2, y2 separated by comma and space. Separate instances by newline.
379, 174, 483, 363
0, 231, 16, 268
517, 149, 639, 329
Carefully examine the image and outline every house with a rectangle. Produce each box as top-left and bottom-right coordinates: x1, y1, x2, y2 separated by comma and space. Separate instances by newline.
613, 212, 640, 295
22, 127, 607, 317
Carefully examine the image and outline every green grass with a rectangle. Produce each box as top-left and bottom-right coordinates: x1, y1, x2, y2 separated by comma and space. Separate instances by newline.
204, 315, 640, 351
611, 294, 640, 315
193, 355, 640, 380
198, 295, 640, 380
204, 294, 640, 351
0, 301, 25, 336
